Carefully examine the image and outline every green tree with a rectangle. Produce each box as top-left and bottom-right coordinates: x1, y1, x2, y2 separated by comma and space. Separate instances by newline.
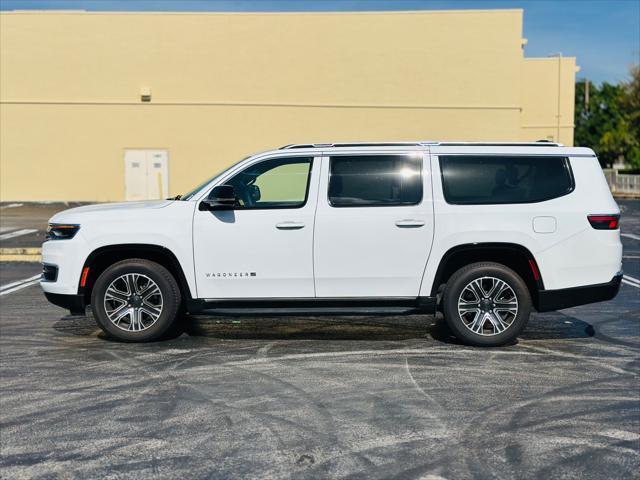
621, 65, 640, 167
574, 66, 640, 169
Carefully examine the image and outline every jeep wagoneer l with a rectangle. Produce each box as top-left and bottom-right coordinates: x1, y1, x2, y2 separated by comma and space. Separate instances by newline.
41, 141, 622, 346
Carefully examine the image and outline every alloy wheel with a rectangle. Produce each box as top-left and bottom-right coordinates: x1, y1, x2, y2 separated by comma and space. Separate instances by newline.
457, 276, 518, 336
103, 273, 163, 332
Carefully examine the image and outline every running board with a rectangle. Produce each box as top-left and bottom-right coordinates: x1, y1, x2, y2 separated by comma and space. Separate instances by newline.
186, 297, 437, 315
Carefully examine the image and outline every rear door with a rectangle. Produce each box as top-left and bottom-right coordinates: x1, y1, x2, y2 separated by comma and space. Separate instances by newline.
313, 151, 434, 297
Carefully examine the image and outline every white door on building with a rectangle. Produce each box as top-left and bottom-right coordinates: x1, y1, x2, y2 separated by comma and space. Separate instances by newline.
124, 150, 169, 201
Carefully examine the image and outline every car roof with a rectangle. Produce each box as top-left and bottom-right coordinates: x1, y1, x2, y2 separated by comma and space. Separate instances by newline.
267, 141, 595, 157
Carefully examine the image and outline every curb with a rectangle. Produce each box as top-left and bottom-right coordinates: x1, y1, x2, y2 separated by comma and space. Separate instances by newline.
613, 194, 640, 200
0, 247, 41, 263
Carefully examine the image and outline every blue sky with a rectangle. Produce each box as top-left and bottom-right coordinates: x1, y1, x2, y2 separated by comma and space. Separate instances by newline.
1, 0, 638, 84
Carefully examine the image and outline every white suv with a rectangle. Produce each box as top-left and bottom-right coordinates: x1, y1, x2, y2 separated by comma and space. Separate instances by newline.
41, 141, 623, 346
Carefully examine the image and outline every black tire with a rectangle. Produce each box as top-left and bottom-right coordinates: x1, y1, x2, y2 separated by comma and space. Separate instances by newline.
91, 259, 181, 342
442, 262, 531, 347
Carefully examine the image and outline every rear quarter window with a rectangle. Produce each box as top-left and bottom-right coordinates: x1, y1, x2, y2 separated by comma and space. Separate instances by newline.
439, 155, 574, 205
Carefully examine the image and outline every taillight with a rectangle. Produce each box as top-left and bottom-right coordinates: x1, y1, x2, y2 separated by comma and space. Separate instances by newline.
587, 214, 620, 230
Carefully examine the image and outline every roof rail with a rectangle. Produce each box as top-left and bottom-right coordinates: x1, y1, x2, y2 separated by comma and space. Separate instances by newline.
280, 141, 437, 150
438, 141, 563, 147
280, 140, 563, 149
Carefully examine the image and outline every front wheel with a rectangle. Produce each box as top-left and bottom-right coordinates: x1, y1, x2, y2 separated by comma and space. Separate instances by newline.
442, 262, 531, 347
91, 259, 181, 342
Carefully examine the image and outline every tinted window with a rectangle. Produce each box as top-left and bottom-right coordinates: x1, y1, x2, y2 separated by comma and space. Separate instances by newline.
439, 156, 574, 204
225, 156, 312, 209
329, 155, 422, 207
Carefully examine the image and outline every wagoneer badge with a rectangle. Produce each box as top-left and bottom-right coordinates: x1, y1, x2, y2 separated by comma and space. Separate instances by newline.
206, 272, 257, 278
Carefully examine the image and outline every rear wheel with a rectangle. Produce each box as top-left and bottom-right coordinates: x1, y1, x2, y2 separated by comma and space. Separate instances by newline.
91, 259, 181, 342
442, 262, 531, 347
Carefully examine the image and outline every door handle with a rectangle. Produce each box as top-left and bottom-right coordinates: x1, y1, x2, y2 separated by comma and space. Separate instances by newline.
276, 222, 305, 230
395, 219, 425, 228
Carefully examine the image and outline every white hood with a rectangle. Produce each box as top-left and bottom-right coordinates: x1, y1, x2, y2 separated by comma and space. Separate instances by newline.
50, 200, 173, 222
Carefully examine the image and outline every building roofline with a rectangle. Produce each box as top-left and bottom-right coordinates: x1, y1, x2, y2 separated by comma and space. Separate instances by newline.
524, 57, 577, 61
0, 8, 524, 16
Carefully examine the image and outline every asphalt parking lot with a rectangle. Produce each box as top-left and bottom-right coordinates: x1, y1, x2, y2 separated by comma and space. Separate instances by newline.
1, 201, 639, 479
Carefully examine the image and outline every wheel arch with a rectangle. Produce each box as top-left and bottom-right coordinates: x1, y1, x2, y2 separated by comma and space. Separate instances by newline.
78, 244, 193, 305
429, 243, 544, 308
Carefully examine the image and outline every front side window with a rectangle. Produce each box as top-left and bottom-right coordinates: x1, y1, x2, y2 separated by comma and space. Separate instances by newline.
225, 156, 313, 209
439, 155, 574, 205
182, 156, 251, 201
328, 155, 422, 207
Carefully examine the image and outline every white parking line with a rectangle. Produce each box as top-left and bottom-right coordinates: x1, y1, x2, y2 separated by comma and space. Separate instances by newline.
622, 279, 640, 289
621, 233, 640, 241
0, 274, 41, 297
0, 279, 41, 296
0, 274, 41, 292
0, 203, 23, 210
623, 273, 640, 284
0, 229, 37, 241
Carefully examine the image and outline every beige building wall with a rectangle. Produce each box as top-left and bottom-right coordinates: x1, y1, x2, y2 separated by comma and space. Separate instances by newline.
0, 10, 577, 201
521, 57, 578, 145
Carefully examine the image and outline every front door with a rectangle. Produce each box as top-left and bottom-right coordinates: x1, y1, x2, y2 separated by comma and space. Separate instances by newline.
193, 155, 319, 299
313, 152, 434, 297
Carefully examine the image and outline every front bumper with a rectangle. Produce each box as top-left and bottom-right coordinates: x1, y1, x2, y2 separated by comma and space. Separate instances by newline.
44, 292, 87, 315
40, 236, 88, 295
536, 272, 623, 312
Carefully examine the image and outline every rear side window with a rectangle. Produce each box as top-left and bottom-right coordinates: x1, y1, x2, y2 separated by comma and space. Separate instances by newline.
329, 155, 422, 207
439, 156, 574, 205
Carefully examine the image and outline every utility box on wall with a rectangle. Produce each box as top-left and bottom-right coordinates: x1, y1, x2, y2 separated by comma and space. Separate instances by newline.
124, 149, 169, 201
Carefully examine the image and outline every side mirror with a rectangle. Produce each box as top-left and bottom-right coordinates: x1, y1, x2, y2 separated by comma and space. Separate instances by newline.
199, 185, 236, 211
247, 184, 261, 203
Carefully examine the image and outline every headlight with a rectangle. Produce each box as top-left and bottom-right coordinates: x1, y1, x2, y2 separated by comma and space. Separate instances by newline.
45, 223, 80, 241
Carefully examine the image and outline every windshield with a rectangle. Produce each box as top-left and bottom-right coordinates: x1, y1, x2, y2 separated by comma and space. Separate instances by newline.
181, 156, 250, 201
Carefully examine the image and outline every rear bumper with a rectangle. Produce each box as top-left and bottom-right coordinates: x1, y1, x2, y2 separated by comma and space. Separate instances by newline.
44, 292, 86, 315
536, 272, 623, 312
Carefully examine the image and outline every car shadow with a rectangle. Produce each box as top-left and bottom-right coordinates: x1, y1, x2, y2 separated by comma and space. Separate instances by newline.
52, 310, 596, 344
181, 312, 436, 341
